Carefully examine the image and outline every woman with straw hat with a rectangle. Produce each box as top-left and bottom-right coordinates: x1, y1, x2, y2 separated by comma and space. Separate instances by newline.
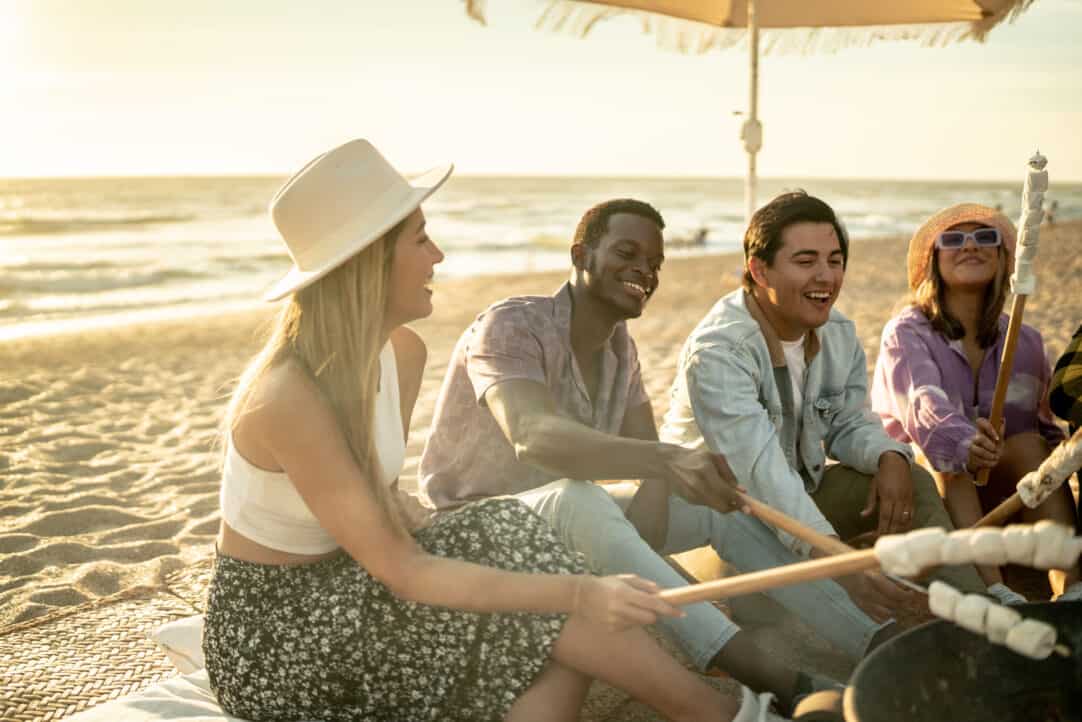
203, 139, 785, 722
870, 203, 1080, 604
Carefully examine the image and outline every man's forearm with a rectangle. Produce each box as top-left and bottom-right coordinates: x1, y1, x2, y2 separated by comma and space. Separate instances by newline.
515, 412, 670, 481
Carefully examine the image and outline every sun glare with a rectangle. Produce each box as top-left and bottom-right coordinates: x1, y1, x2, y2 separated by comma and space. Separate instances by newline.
0, 1, 25, 82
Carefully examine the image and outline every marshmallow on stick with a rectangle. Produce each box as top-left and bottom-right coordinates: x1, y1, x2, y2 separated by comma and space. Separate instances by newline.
1011, 151, 1047, 296
928, 581, 1060, 660
661, 523, 1080, 608
874, 521, 1082, 577
977, 152, 1049, 489
1018, 427, 1082, 508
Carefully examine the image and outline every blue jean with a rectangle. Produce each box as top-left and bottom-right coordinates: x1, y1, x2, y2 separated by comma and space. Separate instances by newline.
513, 479, 889, 671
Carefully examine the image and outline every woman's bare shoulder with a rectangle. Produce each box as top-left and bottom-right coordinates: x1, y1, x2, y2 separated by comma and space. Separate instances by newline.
390, 325, 428, 378
233, 358, 327, 463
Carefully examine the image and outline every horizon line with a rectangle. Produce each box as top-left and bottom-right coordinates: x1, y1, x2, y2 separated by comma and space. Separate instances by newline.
3, 171, 1080, 185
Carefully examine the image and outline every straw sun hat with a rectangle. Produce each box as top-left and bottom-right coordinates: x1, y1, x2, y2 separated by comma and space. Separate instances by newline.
906, 202, 1017, 292
263, 139, 453, 301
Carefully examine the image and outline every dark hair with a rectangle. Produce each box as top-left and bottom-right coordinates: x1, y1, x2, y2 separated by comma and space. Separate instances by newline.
742, 190, 848, 292
912, 241, 1008, 348
573, 198, 665, 248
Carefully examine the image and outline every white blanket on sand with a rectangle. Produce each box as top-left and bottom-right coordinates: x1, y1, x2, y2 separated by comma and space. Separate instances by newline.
66, 616, 312, 722
67, 670, 246, 722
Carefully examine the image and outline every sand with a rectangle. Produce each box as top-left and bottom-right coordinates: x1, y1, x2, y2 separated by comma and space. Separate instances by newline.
2, 222, 1079, 634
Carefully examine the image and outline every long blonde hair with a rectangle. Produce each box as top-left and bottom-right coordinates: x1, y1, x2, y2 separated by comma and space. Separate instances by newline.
225, 220, 408, 535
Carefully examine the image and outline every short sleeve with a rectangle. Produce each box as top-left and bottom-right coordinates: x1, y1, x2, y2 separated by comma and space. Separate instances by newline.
465, 305, 547, 404
625, 334, 650, 409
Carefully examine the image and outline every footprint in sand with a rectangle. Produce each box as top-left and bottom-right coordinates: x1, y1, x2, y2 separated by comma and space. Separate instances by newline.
104, 468, 145, 489
43, 492, 135, 512
28, 587, 90, 607
0, 534, 39, 554
40, 440, 112, 463
74, 562, 135, 597
186, 496, 221, 516
20, 506, 151, 537
186, 516, 221, 538
97, 518, 185, 544
0, 383, 38, 405
12, 603, 52, 624
0, 503, 35, 519
0, 539, 181, 578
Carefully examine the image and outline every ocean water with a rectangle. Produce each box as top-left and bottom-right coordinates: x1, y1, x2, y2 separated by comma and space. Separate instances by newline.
1, 174, 1079, 341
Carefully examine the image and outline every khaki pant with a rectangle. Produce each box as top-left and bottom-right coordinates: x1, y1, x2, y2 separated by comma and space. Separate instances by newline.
811, 463, 986, 594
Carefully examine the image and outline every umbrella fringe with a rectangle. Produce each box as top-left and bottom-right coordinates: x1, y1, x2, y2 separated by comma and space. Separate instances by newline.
518, 0, 1037, 55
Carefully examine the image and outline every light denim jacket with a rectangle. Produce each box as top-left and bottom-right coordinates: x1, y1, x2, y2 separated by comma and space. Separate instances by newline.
659, 289, 913, 554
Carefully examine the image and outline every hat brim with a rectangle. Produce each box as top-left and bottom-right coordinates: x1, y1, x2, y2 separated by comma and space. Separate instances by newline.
262, 162, 453, 302
906, 203, 1017, 291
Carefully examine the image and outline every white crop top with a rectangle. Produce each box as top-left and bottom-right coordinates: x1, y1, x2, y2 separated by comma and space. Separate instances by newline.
220, 341, 406, 554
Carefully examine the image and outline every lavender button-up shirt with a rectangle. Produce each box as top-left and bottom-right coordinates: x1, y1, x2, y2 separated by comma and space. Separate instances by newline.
419, 283, 649, 509
871, 306, 1064, 474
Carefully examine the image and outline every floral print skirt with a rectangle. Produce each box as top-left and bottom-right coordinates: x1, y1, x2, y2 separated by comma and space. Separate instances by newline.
202, 498, 588, 722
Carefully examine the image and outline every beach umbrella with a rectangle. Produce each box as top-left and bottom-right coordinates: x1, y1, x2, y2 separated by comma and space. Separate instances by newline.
462, 0, 1036, 222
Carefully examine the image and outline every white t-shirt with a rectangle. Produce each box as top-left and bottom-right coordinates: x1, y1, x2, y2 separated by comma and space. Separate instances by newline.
780, 335, 807, 419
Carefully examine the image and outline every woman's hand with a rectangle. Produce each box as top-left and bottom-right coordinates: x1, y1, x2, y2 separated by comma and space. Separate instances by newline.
966, 418, 1003, 474
571, 574, 685, 631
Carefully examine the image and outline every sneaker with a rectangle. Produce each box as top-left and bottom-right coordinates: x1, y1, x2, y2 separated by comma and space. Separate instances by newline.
1056, 581, 1082, 602
987, 582, 1027, 605
787, 672, 846, 718
733, 685, 790, 722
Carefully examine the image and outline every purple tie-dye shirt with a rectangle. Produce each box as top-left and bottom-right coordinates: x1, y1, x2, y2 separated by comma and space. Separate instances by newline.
870, 305, 1064, 473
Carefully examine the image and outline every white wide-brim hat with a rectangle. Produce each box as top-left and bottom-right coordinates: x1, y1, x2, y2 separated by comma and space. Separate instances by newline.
263, 138, 453, 301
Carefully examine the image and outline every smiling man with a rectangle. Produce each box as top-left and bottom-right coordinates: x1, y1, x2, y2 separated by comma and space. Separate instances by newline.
420, 198, 889, 713
660, 191, 986, 620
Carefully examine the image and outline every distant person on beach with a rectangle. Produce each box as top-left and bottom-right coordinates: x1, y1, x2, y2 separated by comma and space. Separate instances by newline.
419, 197, 883, 716
1047, 199, 1058, 226
204, 139, 783, 722
658, 191, 985, 617
870, 203, 1081, 603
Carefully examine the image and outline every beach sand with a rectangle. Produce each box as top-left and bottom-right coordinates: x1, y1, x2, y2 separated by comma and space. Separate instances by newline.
2, 222, 1079, 714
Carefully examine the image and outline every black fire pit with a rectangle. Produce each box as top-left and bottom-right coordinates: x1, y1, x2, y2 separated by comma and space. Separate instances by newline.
844, 601, 1082, 722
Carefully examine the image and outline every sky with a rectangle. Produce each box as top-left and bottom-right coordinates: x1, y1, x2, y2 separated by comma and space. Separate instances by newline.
2, 0, 1081, 181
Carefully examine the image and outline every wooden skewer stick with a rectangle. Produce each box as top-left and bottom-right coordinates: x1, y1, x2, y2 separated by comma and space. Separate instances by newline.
734, 494, 923, 594
659, 548, 879, 606
974, 427, 1082, 526
737, 491, 853, 556
974, 492, 1026, 528
975, 294, 1027, 487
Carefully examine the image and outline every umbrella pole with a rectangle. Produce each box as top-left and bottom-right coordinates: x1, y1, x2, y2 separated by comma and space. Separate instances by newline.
744, 0, 760, 225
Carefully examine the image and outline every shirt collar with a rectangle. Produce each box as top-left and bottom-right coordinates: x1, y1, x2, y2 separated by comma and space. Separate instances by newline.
553, 281, 574, 331
743, 291, 821, 368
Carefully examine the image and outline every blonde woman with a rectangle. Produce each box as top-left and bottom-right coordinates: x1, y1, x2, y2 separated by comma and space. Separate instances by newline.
203, 139, 784, 722
871, 203, 1080, 604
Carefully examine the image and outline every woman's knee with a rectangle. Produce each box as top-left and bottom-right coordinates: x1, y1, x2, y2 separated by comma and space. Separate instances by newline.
930, 466, 970, 497
1000, 432, 1051, 473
